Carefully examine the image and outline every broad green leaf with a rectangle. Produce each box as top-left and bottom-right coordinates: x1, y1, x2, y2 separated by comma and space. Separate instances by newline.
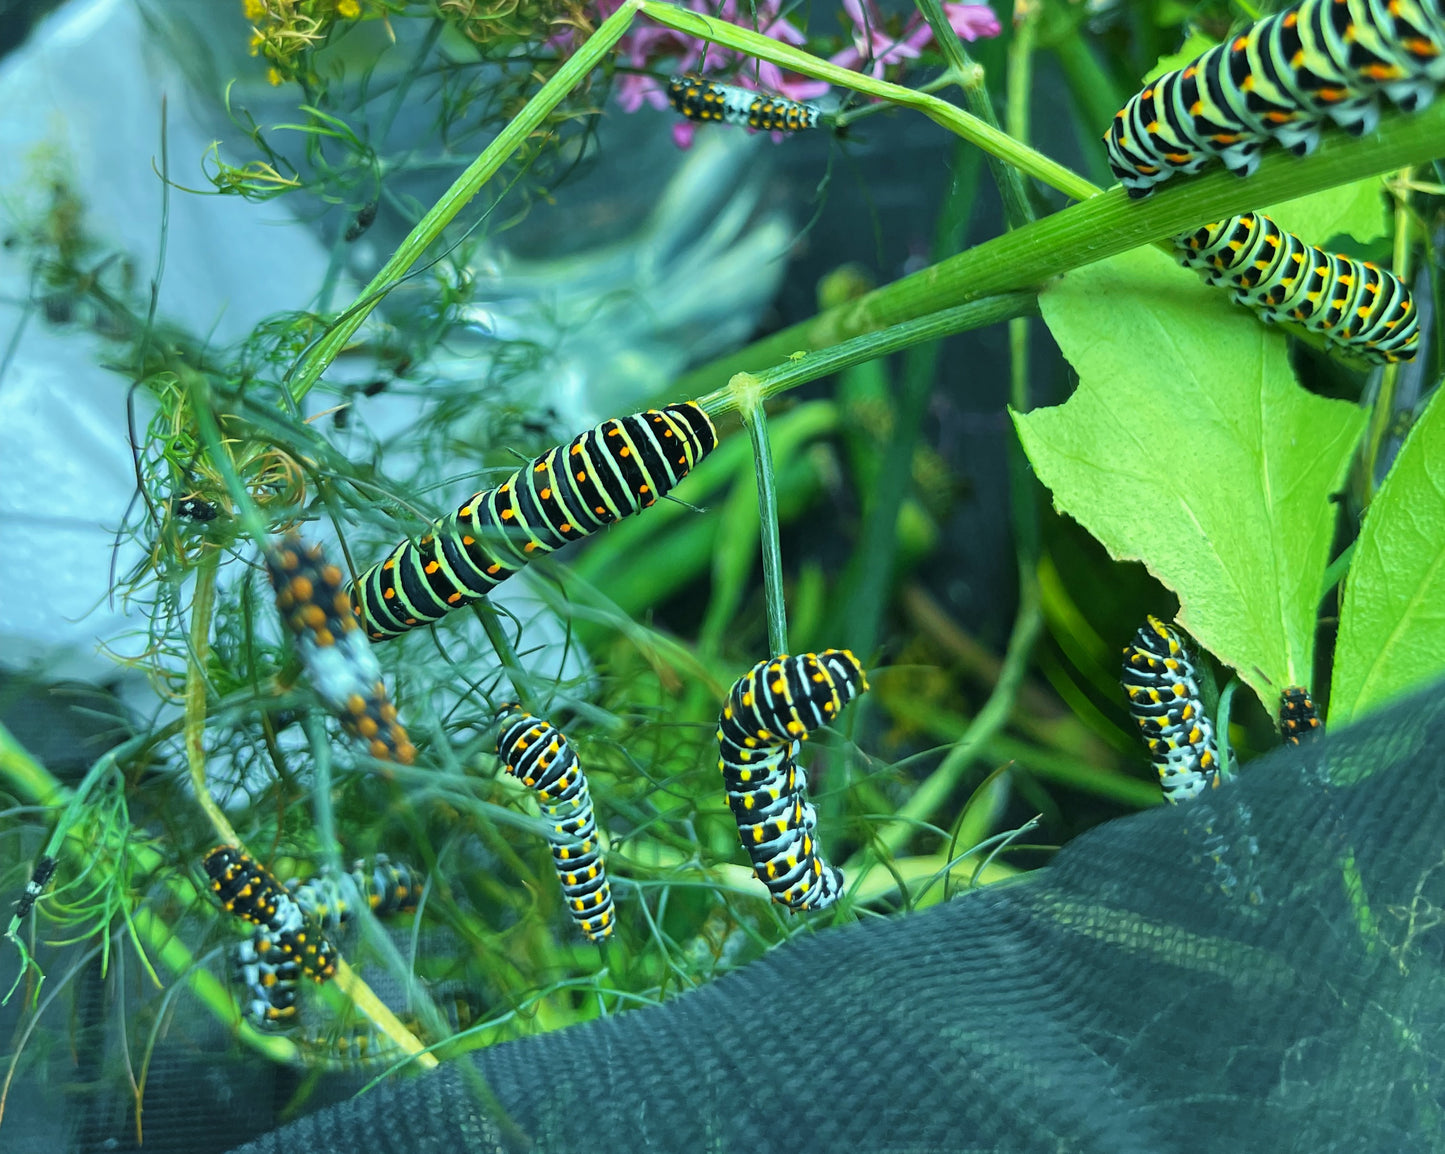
1265, 179, 1387, 246
1331, 387, 1445, 725
1142, 33, 1215, 83
1015, 246, 1366, 709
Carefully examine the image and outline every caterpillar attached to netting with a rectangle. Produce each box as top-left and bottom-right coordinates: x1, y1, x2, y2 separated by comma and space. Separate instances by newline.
1174, 213, 1420, 364
1121, 617, 1220, 803
666, 74, 822, 133
267, 534, 417, 765
1105, 0, 1445, 198
233, 930, 302, 1030
494, 706, 615, 941
11, 854, 57, 922
286, 854, 425, 932
716, 650, 868, 911
1279, 686, 1324, 746
351, 402, 718, 641
203, 846, 338, 981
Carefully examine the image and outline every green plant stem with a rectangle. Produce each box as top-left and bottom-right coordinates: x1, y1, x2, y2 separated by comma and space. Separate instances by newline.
1049, 36, 1122, 188
1005, 3, 1039, 201
637, 0, 1092, 201
1215, 677, 1241, 781
185, 552, 238, 846
0, 727, 300, 1062
479, 606, 541, 713
843, 148, 988, 658
1359, 173, 1414, 500
732, 374, 789, 656
675, 100, 1445, 396
862, 564, 1046, 864
913, 0, 1033, 228
697, 292, 1038, 414
288, 0, 644, 401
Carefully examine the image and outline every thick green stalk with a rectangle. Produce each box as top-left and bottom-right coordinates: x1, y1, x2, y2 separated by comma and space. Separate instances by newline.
637, 0, 1091, 200
697, 292, 1039, 413
675, 101, 1445, 396
733, 374, 789, 656
288, 0, 644, 400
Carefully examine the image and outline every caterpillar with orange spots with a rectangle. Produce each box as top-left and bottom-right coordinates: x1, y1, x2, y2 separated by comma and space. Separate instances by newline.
666, 74, 821, 133
203, 846, 338, 983
494, 707, 615, 941
232, 855, 424, 1032
350, 402, 718, 640
1279, 685, 1324, 746
267, 534, 416, 765
1105, 0, 1445, 198
717, 651, 867, 911
1121, 617, 1220, 803
1174, 213, 1419, 363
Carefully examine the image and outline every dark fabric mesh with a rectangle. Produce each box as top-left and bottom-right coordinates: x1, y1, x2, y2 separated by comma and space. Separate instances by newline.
223, 679, 1445, 1154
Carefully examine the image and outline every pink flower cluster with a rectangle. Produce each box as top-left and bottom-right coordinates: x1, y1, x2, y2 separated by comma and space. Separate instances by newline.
567, 0, 1001, 147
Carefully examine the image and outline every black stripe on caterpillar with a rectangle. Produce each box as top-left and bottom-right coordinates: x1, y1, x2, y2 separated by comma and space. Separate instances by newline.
716, 651, 867, 911
1121, 617, 1220, 803
494, 708, 616, 941
351, 403, 718, 641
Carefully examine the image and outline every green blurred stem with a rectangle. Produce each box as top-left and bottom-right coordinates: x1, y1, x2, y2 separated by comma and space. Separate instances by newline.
0, 726, 299, 1062
843, 148, 988, 657
479, 605, 540, 713
1006, 4, 1037, 177
1321, 541, 1354, 603
189, 378, 271, 543
698, 292, 1039, 416
733, 374, 789, 656
675, 101, 1445, 396
913, 0, 1033, 228
288, 0, 643, 401
1359, 174, 1413, 500
864, 569, 1046, 863
638, 0, 1090, 200
1215, 677, 1241, 781
186, 552, 238, 846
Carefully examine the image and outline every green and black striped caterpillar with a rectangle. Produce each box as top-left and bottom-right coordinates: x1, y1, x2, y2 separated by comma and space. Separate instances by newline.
716, 651, 867, 911
1106, 0, 1445, 197
494, 707, 615, 941
351, 402, 718, 641
1121, 617, 1220, 804
1174, 213, 1420, 363
666, 74, 821, 133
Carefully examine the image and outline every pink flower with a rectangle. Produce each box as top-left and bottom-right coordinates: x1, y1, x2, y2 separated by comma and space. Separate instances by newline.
615, 73, 669, 112
827, 0, 923, 78
830, 0, 1002, 78
672, 121, 698, 149
775, 73, 831, 103
941, 3, 1002, 41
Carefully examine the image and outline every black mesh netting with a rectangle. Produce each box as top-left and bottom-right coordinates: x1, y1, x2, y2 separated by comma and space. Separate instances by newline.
10, 679, 1445, 1153
217, 678, 1445, 1154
